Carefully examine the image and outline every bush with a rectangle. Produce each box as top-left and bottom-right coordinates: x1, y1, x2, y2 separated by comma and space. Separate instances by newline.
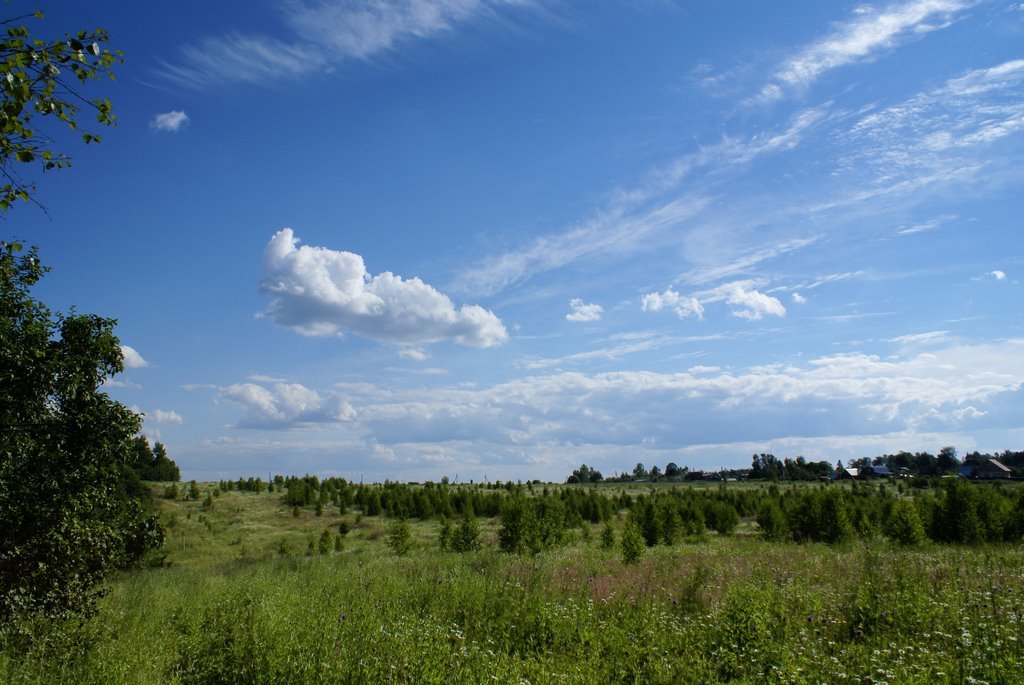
451, 511, 481, 553
387, 520, 412, 556
756, 501, 789, 541
886, 499, 925, 546
620, 520, 645, 565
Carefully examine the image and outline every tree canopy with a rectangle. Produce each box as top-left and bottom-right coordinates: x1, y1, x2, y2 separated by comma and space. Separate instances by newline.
1, 11, 121, 212
0, 242, 163, 633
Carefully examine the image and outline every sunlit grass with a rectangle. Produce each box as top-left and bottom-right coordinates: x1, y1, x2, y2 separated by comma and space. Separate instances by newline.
4, 483, 1023, 684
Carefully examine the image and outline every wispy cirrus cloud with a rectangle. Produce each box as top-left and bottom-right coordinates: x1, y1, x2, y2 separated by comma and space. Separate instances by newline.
756, 0, 974, 103
454, 107, 828, 297
159, 0, 540, 88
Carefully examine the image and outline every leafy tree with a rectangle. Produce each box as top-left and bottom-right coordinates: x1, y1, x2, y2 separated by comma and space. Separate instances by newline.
0, 242, 162, 631
566, 463, 603, 484
1, 11, 122, 212
936, 446, 959, 474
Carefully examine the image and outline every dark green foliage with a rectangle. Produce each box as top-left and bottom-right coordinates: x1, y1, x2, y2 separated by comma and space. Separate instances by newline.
387, 520, 411, 556
498, 493, 567, 555
0, 243, 162, 633
756, 501, 788, 541
318, 529, 333, 556
565, 463, 603, 484
437, 516, 453, 551
600, 520, 616, 550
885, 499, 925, 545
450, 510, 481, 553
620, 520, 645, 564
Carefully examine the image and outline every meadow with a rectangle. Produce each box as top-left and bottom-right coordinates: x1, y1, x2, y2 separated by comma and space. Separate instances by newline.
2, 480, 1023, 684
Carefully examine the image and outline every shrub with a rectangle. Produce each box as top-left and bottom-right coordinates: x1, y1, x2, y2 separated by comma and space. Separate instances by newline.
387, 520, 412, 556
886, 499, 925, 546
601, 520, 616, 550
756, 501, 788, 541
451, 511, 481, 553
620, 520, 645, 565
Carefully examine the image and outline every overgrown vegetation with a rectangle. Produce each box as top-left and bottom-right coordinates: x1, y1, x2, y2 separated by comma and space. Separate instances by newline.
1, 480, 1022, 683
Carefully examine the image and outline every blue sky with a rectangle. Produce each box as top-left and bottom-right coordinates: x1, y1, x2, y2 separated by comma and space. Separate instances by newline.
15, 0, 1024, 481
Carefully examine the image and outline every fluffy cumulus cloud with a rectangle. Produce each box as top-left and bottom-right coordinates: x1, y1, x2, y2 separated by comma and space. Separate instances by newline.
641, 288, 704, 319
151, 409, 184, 425
566, 298, 603, 322
150, 110, 190, 133
120, 345, 149, 368
260, 228, 507, 347
704, 281, 786, 320
642, 280, 784, 321
221, 381, 356, 429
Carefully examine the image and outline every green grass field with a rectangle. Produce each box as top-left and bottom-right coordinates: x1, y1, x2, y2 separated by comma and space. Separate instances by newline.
3, 483, 1023, 684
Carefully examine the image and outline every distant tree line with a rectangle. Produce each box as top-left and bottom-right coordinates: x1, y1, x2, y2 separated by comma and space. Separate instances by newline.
565, 446, 1022, 485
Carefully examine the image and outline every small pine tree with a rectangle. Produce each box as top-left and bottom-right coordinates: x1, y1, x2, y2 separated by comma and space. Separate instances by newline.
333, 534, 344, 552
387, 519, 412, 556
601, 520, 616, 550
887, 499, 925, 545
438, 516, 453, 551
318, 528, 332, 555
452, 510, 481, 553
620, 520, 645, 565
277, 538, 290, 556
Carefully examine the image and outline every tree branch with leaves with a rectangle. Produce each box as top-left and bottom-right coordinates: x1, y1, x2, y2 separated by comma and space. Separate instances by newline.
1, 11, 122, 213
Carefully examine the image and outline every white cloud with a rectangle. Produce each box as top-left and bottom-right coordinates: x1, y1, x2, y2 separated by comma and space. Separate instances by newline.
897, 214, 956, 235
972, 269, 1009, 282
399, 347, 430, 361
641, 288, 704, 319
758, 0, 972, 102
121, 345, 149, 368
453, 107, 826, 298
566, 298, 603, 322
151, 409, 184, 426
792, 292, 807, 304
337, 338, 1024, 455
150, 110, 190, 133
889, 330, 950, 346
160, 0, 540, 88
709, 281, 786, 320
221, 381, 356, 429
643, 280, 785, 321
260, 228, 507, 347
